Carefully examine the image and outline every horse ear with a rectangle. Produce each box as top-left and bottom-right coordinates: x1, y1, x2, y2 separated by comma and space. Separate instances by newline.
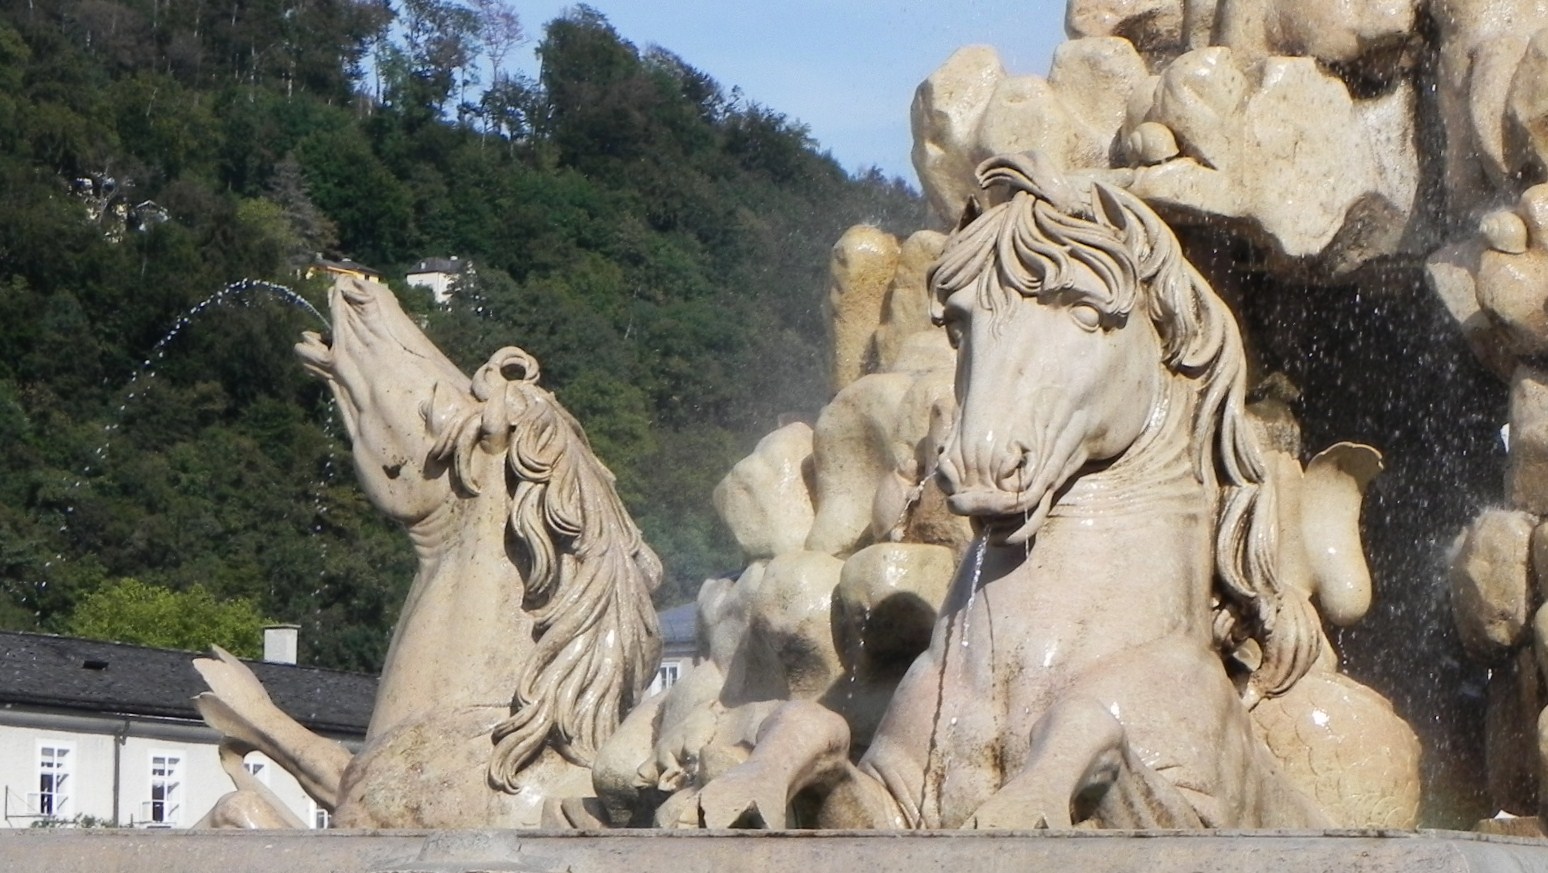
1091, 182, 1130, 232
424, 380, 489, 494
976, 151, 1081, 214
955, 196, 983, 230
478, 388, 512, 455
1093, 182, 1158, 271
468, 346, 544, 453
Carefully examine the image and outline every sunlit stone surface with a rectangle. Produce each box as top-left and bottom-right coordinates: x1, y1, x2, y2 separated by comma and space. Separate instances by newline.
164, 0, 1548, 855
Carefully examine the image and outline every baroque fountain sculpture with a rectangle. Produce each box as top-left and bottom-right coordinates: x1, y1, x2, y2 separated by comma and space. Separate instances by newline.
194, 0, 1548, 835
194, 154, 1418, 831
630, 154, 1419, 831
195, 278, 663, 828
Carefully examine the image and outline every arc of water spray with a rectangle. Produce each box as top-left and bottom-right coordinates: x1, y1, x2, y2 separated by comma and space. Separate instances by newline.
71, 278, 331, 506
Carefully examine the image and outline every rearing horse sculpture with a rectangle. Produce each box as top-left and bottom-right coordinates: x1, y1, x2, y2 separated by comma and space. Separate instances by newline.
691, 153, 1331, 830
195, 277, 662, 828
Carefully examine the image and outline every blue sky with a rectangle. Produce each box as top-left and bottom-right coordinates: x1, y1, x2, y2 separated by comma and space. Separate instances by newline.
510, 1, 1068, 184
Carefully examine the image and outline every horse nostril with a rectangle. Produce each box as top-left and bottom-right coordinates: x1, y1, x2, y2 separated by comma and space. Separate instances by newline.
936, 454, 962, 492
383, 463, 403, 479
998, 445, 1032, 490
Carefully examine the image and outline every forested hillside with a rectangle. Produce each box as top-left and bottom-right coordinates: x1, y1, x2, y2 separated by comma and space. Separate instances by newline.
0, 0, 929, 670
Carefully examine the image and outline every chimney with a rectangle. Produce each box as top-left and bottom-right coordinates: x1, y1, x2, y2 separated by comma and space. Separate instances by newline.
263, 624, 300, 665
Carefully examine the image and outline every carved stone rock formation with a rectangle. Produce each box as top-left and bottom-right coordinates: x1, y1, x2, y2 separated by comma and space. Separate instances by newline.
593, 216, 967, 830
1443, 184, 1548, 831
912, 0, 1440, 277
826, 226, 901, 394
714, 423, 816, 561
911, 39, 1148, 222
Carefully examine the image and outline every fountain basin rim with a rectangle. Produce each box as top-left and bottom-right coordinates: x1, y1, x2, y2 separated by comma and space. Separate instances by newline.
6, 827, 1547, 873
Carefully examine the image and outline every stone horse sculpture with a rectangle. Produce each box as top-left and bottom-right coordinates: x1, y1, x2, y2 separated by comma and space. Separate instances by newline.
194, 277, 662, 828
692, 153, 1344, 830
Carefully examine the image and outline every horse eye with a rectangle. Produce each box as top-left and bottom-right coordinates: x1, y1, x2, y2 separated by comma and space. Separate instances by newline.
1070, 303, 1102, 331
942, 317, 963, 349
934, 303, 966, 349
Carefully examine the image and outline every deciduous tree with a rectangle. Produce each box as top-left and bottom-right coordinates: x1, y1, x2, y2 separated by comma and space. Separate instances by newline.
68, 578, 269, 656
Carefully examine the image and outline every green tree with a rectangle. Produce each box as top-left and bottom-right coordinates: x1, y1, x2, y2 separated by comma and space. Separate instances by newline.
68, 577, 269, 656
378, 0, 482, 126
264, 153, 339, 267
0, 0, 930, 671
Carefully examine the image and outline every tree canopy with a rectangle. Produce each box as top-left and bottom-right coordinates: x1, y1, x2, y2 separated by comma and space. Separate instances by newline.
0, 1, 928, 671
68, 578, 268, 657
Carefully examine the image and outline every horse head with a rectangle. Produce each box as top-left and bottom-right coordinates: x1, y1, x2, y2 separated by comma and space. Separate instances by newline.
298, 277, 662, 796
930, 152, 1325, 701
295, 277, 472, 525
931, 153, 1168, 545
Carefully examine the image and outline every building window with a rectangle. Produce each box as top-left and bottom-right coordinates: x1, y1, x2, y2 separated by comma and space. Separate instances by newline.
36, 742, 73, 818
147, 751, 183, 826
309, 800, 331, 829
242, 756, 269, 786
658, 663, 681, 686
648, 662, 682, 696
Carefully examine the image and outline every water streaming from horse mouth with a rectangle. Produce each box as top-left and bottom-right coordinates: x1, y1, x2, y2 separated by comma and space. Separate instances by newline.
80, 278, 326, 468
960, 539, 984, 650
921, 535, 989, 823
51, 279, 334, 583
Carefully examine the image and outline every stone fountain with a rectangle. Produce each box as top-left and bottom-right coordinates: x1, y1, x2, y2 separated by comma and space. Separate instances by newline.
16, 0, 1548, 868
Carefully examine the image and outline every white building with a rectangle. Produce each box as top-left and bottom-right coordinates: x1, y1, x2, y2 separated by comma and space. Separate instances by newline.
405, 256, 470, 305
0, 630, 373, 829
3, 604, 696, 829
647, 602, 697, 697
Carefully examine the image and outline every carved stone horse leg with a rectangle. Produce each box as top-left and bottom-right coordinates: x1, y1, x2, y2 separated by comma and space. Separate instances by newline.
965, 695, 1204, 830
967, 639, 1332, 831
690, 700, 906, 829
193, 740, 308, 829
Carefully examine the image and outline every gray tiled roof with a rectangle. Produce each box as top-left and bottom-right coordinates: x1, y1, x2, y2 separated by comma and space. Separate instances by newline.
0, 631, 375, 736
658, 603, 697, 647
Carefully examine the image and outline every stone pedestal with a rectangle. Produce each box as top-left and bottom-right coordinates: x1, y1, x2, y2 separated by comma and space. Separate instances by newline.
6, 829, 1548, 873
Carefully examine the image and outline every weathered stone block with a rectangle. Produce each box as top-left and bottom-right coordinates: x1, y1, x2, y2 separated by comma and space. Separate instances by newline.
1451, 507, 1535, 658
1510, 365, 1548, 513
713, 423, 815, 561
12, 829, 1548, 873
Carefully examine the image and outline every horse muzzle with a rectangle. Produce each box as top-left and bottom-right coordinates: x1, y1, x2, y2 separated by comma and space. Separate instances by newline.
937, 423, 1090, 546
944, 485, 1036, 517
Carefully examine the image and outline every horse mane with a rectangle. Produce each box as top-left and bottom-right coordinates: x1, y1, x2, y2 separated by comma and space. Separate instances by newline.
937, 153, 1324, 702
428, 347, 663, 791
